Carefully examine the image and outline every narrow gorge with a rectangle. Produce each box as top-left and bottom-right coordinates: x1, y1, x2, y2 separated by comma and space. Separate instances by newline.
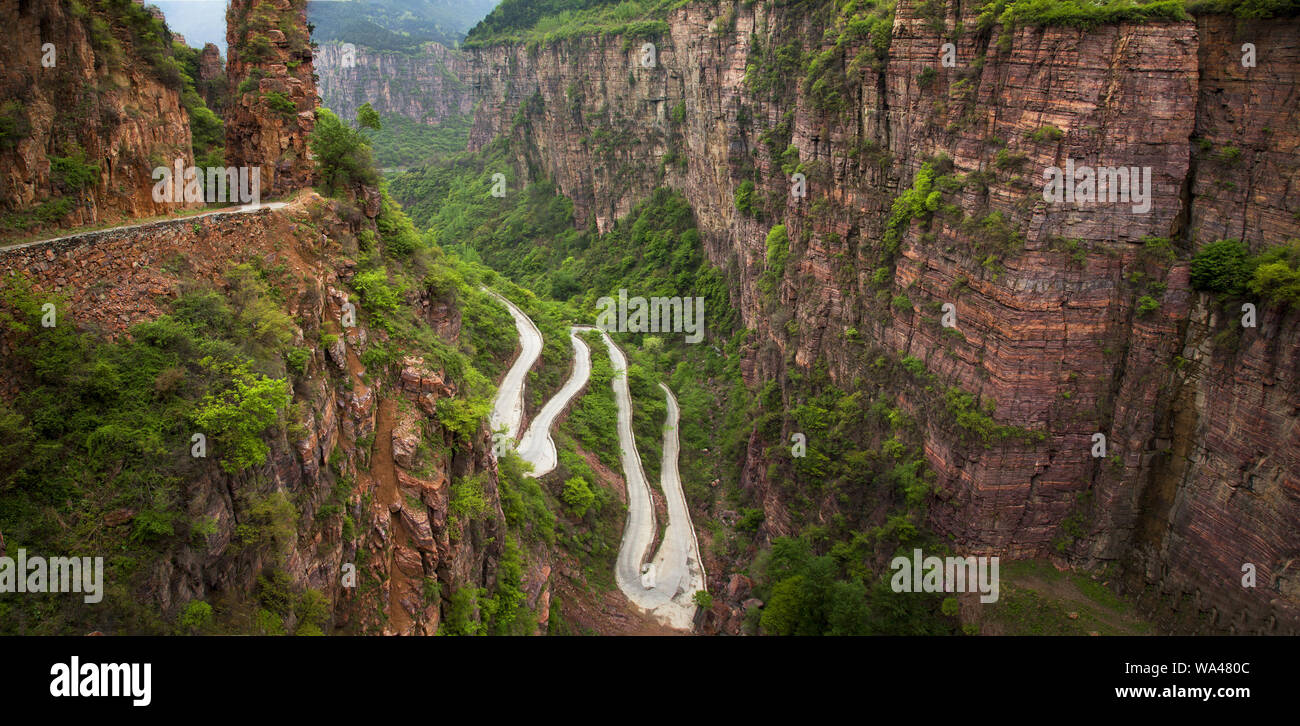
1, 0, 1297, 640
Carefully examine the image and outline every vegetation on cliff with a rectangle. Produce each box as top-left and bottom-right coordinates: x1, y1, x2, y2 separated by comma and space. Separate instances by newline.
465, 0, 679, 47
0, 265, 307, 634
1191, 238, 1300, 309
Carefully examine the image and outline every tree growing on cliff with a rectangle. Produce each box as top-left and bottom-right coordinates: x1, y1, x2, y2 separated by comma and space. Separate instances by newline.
192, 358, 291, 474
309, 107, 379, 197
1190, 239, 1253, 295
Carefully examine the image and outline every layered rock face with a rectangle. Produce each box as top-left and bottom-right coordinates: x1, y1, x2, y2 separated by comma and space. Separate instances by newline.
315, 41, 472, 124
0, 0, 196, 234
465, 1, 1300, 632
0, 195, 516, 635
225, 0, 317, 197
197, 42, 228, 116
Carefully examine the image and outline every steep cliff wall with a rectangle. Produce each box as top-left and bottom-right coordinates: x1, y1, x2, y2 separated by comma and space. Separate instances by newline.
225, 0, 317, 196
198, 42, 228, 116
0, 195, 516, 635
315, 40, 472, 124
0, 0, 197, 235
464, 1, 1300, 632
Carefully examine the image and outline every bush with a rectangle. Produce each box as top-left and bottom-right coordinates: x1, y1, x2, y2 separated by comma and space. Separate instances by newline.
734, 180, 758, 216
0, 101, 31, 150
1025, 125, 1063, 143
1190, 239, 1252, 295
1249, 239, 1300, 308
1136, 295, 1161, 316
193, 359, 292, 474
50, 148, 100, 192
262, 91, 297, 118
561, 476, 596, 517
178, 601, 213, 634
351, 268, 406, 313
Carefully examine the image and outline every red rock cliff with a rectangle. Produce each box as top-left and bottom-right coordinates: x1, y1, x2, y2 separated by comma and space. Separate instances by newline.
0, 0, 197, 236
225, 0, 318, 196
464, 1, 1300, 632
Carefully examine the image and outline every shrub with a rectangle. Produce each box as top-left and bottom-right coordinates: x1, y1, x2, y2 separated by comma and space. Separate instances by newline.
192, 359, 292, 473
351, 268, 405, 313
0, 101, 30, 150
1249, 239, 1300, 308
1025, 125, 1063, 143
737, 507, 765, 532
435, 397, 489, 442
762, 225, 790, 290
50, 148, 100, 192
560, 476, 596, 517
734, 180, 758, 216
178, 601, 213, 634
262, 91, 297, 118
1190, 239, 1252, 295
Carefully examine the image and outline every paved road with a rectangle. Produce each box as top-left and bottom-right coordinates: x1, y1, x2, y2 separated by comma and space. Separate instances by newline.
515, 327, 591, 478
484, 296, 707, 630
484, 289, 544, 443
0, 201, 290, 253
596, 329, 706, 630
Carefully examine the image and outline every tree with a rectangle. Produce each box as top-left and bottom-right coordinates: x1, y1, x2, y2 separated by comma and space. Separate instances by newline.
561, 476, 596, 517
1190, 239, 1252, 295
357, 102, 382, 131
310, 107, 378, 197
1249, 239, 1300, 308
178, 601, 213, 634
193, 359, 291, 474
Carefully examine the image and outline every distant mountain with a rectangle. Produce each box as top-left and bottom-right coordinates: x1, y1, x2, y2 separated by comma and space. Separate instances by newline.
309, 0, 501, 50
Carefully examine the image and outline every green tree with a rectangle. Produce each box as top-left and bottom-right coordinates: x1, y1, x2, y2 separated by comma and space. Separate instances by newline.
561, 476, 596, 517
1249, 239, 1300, 308
177, 601, 213, 634
310, 107, 378, 197
1190, 239, 1252, 295
357, 102, 382, 131
193, 359, 291, 473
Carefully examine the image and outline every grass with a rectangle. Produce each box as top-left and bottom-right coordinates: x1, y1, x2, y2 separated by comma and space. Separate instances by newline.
980, 559, 1155, 635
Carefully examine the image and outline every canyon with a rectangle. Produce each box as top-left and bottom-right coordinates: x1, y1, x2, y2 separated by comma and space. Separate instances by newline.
460, 1, 1300, 633
1, 0, 1297, 637
314, 40, 472, 126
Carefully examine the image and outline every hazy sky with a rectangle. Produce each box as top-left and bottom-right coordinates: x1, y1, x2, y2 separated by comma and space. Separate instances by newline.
153, 1, 229, 54
151, 0, 502, 57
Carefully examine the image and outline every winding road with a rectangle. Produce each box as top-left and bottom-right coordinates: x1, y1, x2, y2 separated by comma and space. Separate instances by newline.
485, 294, 707, 630
515, 328, 591, 478
484, 288, 544, 443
